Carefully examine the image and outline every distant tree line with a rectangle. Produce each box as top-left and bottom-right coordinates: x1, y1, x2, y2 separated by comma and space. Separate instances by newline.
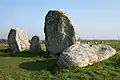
0, 38, 45, 44
0, 38, 119, 44
0, 39, 7, 44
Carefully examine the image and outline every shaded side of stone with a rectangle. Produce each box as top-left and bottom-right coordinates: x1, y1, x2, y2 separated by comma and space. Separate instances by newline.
7, 29, 19, 52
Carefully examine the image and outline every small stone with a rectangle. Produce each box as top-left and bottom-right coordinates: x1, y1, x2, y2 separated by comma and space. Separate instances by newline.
94, 41, 98, 44
100, 40, 104, 44
30, 36, 41, 53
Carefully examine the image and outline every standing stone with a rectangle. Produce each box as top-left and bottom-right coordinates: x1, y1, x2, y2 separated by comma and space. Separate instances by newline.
57, 42, 116, 68
30, 36, 41, 53
7, 28, 30, 52
44, 10, 76, 54
100, 40, 104, 44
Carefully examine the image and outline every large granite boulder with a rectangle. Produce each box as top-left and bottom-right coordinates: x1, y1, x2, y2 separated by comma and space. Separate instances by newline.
7, 28, 30, 52
30, 36, 41, 53
44, 10, 76, 54
57, 42, 116, 67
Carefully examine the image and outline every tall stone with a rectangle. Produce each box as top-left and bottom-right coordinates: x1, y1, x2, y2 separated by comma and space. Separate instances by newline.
30, 36, 41, 53
44, 10, 76, 54
7, 28, 30, 52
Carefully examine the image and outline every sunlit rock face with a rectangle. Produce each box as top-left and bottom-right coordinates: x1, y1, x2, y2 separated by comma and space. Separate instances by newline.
7, 28, 30, 52
57, 42, 116, 68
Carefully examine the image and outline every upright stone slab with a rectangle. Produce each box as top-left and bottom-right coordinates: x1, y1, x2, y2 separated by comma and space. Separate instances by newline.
30, 36, 41, 53
7, 28, 30, 52
44, 10, 76, 54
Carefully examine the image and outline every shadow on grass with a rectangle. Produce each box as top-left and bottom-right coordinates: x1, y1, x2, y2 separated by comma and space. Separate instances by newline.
19, 58, 57, 71
0, 49, 47, 57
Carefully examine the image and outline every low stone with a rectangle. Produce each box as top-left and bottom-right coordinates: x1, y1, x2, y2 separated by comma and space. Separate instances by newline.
57, 42, 116, 67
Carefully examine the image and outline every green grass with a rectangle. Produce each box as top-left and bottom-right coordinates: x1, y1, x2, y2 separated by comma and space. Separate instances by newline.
0, 41, 120, 80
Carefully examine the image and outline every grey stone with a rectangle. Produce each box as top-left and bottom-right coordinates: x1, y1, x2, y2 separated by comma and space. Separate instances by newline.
100, 40, 104, 44
7, 28, 30, 52
44, 10, 76, 54
30, 36, 41, 53
57, 42, 116, 67
87, 42, 90, 44
94, 41, 98, 44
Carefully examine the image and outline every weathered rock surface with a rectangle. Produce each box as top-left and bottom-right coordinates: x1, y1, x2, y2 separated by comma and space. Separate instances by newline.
30, 36, 41, 53
7, 28, 30, 52
57, 42, 116, 67
44, 10, 76, 54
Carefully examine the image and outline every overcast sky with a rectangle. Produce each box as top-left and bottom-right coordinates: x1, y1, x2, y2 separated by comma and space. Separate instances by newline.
0, 0, 120, 40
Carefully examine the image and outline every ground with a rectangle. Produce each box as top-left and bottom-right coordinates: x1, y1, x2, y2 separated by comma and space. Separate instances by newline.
0, 41, 120, 80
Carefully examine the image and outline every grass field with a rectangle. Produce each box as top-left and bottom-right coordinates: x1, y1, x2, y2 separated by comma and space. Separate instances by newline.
0, 41, 120, 80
